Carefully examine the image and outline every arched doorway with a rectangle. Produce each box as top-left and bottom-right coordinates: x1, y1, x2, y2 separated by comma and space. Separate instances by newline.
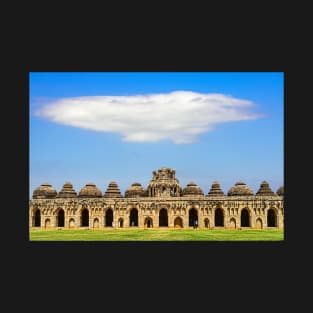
45, 218, 51, 228
174, 217, 183, 228
93, 218, 99, 228
215, 208, 224, 226
69, 218, 75, 228
267, 209, 277, 227
240, 209, 250, 227
57, 209, 65, 227
204, 218, 209, 228
229, 218, 236, 229
256, 218, 263, 229
105, 208, 113, 227
34, 209, 41, 227
118, 218, 124, 228
144, 217, 153, 228
129, 208, 138, 227
159, 208, 168, 227
189, 208, 198, 227
81, 209, 89, 227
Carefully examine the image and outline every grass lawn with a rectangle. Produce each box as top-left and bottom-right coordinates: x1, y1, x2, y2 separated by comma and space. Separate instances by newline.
29, 228, 284, 241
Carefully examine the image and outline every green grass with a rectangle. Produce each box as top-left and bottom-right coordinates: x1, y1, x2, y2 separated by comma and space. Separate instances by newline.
29, 228, 284, 241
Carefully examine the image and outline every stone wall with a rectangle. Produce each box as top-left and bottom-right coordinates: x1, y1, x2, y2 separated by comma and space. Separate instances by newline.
29, 195, 284, 229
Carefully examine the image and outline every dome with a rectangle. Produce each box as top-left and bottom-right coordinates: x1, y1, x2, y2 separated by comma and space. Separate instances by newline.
276, 186, 284, 196
56, 181, 77, 198
227, 181, 254, 196
104, 181, 123, 198
256, 181, 276, 196
32, 183, 57, 199
207, 181, 224, 196
182, 182, 204, 196
125, 182, 146, 198
78, 183, 102, 198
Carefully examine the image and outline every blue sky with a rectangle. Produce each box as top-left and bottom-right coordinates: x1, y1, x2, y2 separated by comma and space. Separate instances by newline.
29, 72, 284, 197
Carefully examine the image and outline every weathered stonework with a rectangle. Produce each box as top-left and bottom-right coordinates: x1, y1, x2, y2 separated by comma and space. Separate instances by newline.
29, 167, 284, 230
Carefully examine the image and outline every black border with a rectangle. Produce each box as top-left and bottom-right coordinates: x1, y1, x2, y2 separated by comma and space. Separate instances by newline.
7, 32, 301, 309
24, 72, 289, 263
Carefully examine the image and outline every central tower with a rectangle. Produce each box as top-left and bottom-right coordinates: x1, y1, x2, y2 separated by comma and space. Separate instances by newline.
147, 167, 182, 197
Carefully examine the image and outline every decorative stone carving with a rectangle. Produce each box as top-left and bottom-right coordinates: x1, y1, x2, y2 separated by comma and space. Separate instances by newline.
276, 186, 284, 196
29, 167, 284, 230
79, 183, 102, 198
57, 182, 77, 198
125, 182, 146, 198
227, 181, 254, 196
256, 181, 276, 196
147, 167, 182, 197
207, 181, 224, 196
182, 182, 204, 196
33, 183, 57, 199
104, 181, 122, 198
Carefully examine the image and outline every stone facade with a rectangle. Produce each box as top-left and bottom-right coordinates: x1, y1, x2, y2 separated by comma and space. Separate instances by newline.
29, 167, 284, 230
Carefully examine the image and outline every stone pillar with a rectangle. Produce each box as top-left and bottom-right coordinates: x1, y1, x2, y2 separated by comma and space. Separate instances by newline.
113, 212, 118, 228
155, 212, 159, 227
183, 214, 188, 228
138, 210, 143, 228
198, 209, 203, 228
51, 215, 56, 228
168, 209, 173, 228
250, 209, 255, 228
40, 215, 45, 229
29, 209, 33, 228
125, 213, 130, 227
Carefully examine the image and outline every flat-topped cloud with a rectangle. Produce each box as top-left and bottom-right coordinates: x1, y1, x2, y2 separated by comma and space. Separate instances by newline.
35, 90, 263, 144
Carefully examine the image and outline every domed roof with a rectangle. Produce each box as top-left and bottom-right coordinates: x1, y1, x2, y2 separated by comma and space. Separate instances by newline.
56, 181, 77, 198
256, 181, 276, 196
227, 181, 254, 196
182, 182, 204, 196
125, 182, 146, 198
207, 181, 224, 196
78, 183, 102, 197
32, 183, 57, 199
104, 181, 123, 198
276, 186, 284, 196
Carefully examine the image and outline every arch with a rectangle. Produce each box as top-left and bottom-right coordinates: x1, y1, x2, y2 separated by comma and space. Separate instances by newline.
69, 218, 75, 228
144, 217, 153, 228
240, 208, 250, 227
105, 208, 113, 227
229, 218, 236, 229
267, 209, 277, 227
174, 217, 183, 228
129, 208, 138, 227
204, 218, 209, 228
215, 208, 224, 226
44, 218, 51, 228
118, 218, 124, 228
189, 208, 198, 227
33, 209, 41, 227
159, 208, 168, 227
57, 209, 65, 227
93, 218, 99, 228
81, 209, 89, 227
256, 218, 263, 229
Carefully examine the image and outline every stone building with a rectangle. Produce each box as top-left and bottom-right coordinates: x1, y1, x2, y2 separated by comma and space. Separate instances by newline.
29, 167, 284, 229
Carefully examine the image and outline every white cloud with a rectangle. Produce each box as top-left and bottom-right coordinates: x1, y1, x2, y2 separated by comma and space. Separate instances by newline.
35, 90, 263, 144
